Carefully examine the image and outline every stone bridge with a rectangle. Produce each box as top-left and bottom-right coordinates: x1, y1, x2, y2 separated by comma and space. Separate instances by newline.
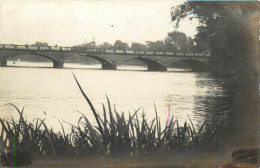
0, 44, 211, 71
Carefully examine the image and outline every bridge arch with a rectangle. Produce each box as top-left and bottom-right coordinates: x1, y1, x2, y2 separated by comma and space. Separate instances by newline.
117, 56, 167, 71
79, 54, 117, 70
166, 58, 211, 71
2, 53, 62, 68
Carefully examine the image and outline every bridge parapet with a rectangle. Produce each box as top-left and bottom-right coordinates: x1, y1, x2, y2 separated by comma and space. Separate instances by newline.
0, 44, 211, 57
0, 44, 212, 71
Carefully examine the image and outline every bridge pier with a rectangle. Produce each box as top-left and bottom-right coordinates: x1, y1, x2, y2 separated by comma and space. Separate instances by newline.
147, 65, 167, 71
53, 61, 64, 68
191, 64, 210, 72
191, 67, 209, 72
102, 63, 117, 70
0, 60, 7, 67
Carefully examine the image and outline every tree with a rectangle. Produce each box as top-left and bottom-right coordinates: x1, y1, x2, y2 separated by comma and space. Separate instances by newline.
131, 42, 147, 51
171, 2, 259, 152
193, 26, 210, 52
32, 42, 49, 47
171, 2, 259, 76
164, 31, 194, 51
97, 42, 113, 49
113, 40, 129, 50
146, 41, 165, 51
73, 42, 96, 48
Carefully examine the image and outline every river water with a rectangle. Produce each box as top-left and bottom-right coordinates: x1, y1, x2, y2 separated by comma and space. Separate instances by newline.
0, 61, 227, 132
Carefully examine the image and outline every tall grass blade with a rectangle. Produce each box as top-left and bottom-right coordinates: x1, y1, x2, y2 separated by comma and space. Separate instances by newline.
56, 118, 66, 139
72, 73, 104, 140
187, 115, 196, 137
102, 103, 109, 138
153, 102, 160, 140
198, 121, 206, 135
38, 119, 57, 157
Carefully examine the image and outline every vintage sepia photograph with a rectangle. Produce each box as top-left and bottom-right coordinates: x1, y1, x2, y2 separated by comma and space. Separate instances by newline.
0, 0, 259, 167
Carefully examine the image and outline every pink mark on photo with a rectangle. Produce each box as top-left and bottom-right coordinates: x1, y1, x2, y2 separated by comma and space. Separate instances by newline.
168, 105, 170, 125
168, 94, 171, 125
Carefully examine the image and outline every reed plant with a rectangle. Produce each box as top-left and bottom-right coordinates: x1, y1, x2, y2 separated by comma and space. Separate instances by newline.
0, 74, 221, 166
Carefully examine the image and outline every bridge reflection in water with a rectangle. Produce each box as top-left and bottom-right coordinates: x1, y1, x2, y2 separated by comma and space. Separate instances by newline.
0, 44, 211, 71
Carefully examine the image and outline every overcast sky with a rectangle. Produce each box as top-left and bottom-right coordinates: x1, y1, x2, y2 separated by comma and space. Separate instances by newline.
0, 0, 199, 46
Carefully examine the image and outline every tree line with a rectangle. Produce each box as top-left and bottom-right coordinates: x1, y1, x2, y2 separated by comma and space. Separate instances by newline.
32, 31, 199, 52
74, 31, 195, 52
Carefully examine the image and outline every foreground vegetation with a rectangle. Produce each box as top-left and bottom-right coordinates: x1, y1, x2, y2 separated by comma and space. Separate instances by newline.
0, 74, 225, 167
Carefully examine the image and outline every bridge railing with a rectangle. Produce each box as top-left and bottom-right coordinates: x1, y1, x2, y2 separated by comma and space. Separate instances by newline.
0, 44, 211, 57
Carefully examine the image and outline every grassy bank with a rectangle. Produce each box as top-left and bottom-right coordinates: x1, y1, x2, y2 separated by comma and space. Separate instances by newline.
0, 74, 225, 166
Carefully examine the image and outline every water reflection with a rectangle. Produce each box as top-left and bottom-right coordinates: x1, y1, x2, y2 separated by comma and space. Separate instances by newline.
193, 74, 229, 128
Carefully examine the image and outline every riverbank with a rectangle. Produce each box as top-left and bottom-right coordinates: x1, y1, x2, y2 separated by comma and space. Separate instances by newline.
0, 75, 259, 167
1, 157, 258, 168
0, 75, 223, 167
